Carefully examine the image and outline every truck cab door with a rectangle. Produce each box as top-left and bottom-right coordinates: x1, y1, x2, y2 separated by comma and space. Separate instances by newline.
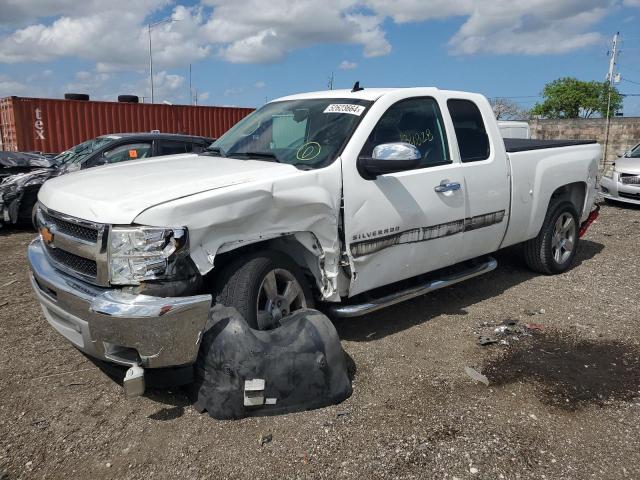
342, 95, 466, 297
445, 97, 510, 260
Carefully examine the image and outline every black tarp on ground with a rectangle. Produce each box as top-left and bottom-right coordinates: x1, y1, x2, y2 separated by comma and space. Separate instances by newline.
190, 305, 352, 420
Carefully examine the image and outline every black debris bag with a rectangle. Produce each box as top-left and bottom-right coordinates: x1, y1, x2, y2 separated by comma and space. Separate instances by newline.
190, 305, 352, 419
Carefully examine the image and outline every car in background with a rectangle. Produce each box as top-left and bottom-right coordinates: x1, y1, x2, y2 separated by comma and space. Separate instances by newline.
498, 120, 530, 139
0, 133, 215, 228
601, 142, 640, 205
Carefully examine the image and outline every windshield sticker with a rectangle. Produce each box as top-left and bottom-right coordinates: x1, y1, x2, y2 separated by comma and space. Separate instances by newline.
296, 142, 321, 161
323, 104, 366, 116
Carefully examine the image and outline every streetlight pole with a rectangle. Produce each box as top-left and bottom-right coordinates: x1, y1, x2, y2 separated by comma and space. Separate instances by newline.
148, 23, 154, 104
147, 17, 179, 104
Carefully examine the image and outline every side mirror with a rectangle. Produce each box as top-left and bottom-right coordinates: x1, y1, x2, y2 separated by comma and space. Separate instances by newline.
357, 142, 421, 180
616, 151, 624, 158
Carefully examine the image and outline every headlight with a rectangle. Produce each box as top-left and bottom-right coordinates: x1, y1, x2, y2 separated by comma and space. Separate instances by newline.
602, 163, 615, 179
109, 226, 188, 285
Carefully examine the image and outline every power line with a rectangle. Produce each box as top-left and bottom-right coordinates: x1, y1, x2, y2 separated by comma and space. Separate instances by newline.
487, 95, 541, 99
622, 77, 640, 86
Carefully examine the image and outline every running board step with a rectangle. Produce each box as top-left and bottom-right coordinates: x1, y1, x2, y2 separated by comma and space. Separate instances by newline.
330, 257, 498, 318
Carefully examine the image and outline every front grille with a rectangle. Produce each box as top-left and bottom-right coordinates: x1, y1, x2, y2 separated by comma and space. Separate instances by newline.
38, 206, 107, 285
41, 209, 99, 243
620, 174, 640, 185
619, 191, 640, 200
44, 244, 97, 278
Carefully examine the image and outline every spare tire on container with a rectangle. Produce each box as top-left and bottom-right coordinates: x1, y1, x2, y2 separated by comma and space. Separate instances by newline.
64, 93, 89, 101
118, 95, 139, 103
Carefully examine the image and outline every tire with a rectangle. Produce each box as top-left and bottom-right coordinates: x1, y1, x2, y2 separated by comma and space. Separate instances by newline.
213, 250, 314, 330
64, 93, 89, 101
117, 95, 139, 103
523, 200, 580, 274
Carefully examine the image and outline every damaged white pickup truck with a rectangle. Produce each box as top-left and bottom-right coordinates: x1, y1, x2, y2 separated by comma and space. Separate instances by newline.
28, 87, 601, 395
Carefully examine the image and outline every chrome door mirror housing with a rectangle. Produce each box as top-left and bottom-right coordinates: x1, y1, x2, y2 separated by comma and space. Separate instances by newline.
358, 142, 421, 180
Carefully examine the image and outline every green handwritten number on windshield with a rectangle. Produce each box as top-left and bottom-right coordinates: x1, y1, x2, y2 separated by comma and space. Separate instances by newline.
400, 129, 433, 147
296, 142, 321, 161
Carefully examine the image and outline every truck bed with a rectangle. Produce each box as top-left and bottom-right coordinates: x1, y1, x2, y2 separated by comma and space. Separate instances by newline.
503, 138, 597, 153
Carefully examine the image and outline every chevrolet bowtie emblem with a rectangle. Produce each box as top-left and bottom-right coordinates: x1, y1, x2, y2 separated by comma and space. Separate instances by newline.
40, 226, 54, 246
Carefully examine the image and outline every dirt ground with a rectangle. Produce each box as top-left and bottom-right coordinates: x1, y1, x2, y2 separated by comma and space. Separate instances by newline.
1, 202, 639, 480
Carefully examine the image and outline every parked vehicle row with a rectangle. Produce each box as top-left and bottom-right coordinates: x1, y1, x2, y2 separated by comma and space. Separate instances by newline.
27, 86, 601, 397
0, 133, 214, 227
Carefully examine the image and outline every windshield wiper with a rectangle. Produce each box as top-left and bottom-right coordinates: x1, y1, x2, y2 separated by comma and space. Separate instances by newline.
229, 151, 281, 163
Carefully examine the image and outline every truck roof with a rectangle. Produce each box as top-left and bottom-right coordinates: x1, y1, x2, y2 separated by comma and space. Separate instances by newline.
273, 87, 444, 103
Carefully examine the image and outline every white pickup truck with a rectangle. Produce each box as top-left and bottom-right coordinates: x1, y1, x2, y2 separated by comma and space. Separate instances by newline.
29, 87, 600, 390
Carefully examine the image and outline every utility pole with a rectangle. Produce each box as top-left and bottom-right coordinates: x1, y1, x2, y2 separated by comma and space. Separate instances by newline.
327, 72, 334, 90
603, 31, 620, 171
148, 23, 154, 104
148, 17, 180, 104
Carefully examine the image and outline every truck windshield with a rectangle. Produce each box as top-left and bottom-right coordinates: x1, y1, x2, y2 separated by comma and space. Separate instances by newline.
53, 136, 116, 165
208, 98, 372, 169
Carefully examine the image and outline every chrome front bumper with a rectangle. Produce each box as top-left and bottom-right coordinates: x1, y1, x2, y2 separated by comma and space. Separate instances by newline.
28, 238, 212, 368
600, 175, 640, 205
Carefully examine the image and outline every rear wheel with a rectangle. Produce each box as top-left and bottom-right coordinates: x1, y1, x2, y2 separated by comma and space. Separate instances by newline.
523, 200, 579, 274
213, 251, 314, 330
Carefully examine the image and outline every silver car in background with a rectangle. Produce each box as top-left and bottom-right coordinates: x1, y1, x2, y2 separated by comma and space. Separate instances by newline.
601, 142, 640, 205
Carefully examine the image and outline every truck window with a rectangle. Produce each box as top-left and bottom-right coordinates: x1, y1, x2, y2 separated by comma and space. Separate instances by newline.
210, 98, 372, 169
158, 140, 189, 156
103, 143, 152, 164
447, 99, 490, 162
361, 97, 450, 168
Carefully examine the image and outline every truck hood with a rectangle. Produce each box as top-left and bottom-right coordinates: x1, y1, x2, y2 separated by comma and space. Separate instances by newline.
616, 157, 640, 175
38, 153, 300, 224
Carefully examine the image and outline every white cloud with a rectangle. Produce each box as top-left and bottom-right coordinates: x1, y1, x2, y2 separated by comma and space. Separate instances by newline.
0, 0, 623, 73
254, 81, 266, 89
339, 60, 358, 70
448, 1, 610, 55
224, 87, 244, 96
202, 0, 390, 63
363, 0, 475, 23
364, 0, 613, 56
0, 1, 207, 71
0, 74, 29, 96
63, 70, 110, 94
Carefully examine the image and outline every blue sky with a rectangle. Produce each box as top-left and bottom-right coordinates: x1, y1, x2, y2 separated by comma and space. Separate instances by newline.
1, 0, 640, 115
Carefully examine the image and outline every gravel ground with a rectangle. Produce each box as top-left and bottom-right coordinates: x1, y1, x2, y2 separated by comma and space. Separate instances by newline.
1, 202, 639, 480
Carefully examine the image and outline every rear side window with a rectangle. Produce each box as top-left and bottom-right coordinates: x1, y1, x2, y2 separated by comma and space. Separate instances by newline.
158, 140, 189, 156
103, 143, 152, 164
447, 99, 490, 162
361, 97, 450, 168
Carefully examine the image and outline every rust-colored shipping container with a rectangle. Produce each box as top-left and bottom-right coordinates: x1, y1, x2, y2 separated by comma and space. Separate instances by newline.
0, 96, 253, 153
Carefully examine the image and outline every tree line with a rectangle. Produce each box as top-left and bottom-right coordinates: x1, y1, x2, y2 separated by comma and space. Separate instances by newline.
490, 77, 623, 120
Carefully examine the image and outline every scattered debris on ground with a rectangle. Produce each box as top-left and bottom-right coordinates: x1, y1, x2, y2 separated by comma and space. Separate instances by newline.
1, 203, 639, 479
464, 366, 490, 386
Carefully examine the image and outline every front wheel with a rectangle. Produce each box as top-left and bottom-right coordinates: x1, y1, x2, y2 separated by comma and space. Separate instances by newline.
213, 251, 314, 330
523, 200, 580, 274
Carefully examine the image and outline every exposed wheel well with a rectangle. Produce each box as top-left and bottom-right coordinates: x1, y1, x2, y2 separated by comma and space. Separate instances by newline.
549, 182, 586, 218
204, 235, 324, 299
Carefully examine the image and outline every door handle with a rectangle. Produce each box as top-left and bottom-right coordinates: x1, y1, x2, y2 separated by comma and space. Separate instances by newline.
434, 181, 461, 193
